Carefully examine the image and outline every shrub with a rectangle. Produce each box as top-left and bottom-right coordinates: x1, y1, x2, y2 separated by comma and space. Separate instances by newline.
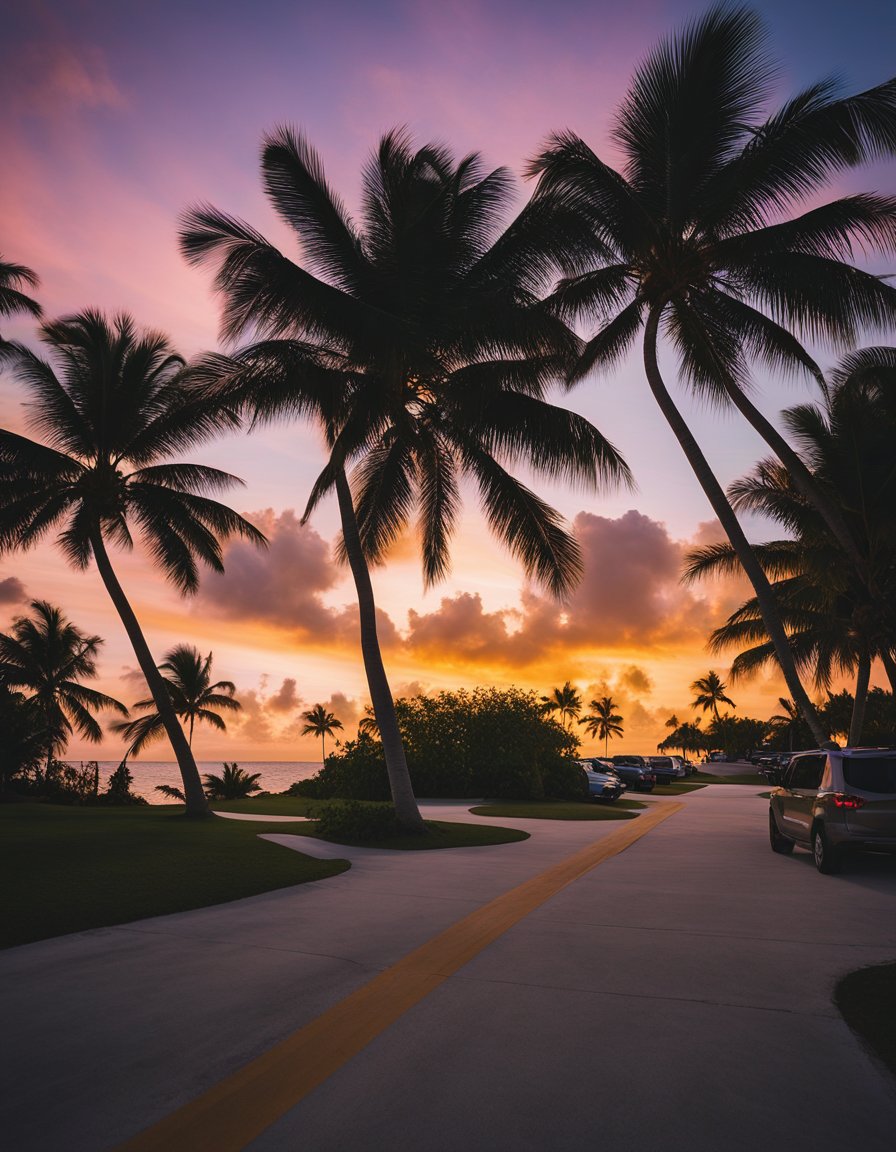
542, 758, 589, 800
314, 799, 406, 841
96, 761, 148, 806
290, 734, 389, 800
298, 687, 580, 800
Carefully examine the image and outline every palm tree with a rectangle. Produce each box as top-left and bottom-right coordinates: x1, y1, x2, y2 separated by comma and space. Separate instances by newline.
690, 671, 736, 720
541, 681, 584, 730
0, 599, 127, 778
202, 762, 262, 800
0, 257, 42, 337
180, 128, 632, 831
301, 703, 344, 765
769, 697, 803, 752
685, 353, 896, 745
0, 311, 267, 817
579, 695, 624, 755
111, 644, 241, 755
529, 6, 896, 745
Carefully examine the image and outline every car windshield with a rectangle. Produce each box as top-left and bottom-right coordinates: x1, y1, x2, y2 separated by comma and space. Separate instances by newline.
843, 756, 896, 794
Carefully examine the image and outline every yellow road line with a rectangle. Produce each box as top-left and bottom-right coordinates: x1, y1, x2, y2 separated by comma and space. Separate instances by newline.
117, 801, 682, 1152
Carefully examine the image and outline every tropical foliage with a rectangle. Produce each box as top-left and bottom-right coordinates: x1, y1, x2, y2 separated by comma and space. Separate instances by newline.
579, 695, 624, 755
530, 4, 896, 743
0, 600, 126, 776
202, 762, 263, 800
685, 348, 896, 744
300, 703, 344, 764
690, 671, 736, 719
294, 687, 581, 801
180, 128, 631, 830
0, 257, 41, 335
541, 681, 584, 730
0, 311, 266, 816
112, 645, 241, 755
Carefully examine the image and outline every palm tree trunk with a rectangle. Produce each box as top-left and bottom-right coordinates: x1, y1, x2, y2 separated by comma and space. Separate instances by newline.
334, 469, 425, 833
848, 651, 871, 747
90, 530, 210, 818
642, 308, 827, 747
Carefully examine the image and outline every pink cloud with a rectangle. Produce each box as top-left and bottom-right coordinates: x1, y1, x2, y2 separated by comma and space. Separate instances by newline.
0, 576, 28, 605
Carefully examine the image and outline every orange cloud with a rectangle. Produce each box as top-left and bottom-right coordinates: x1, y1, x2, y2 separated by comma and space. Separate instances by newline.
197, 508, 400, 649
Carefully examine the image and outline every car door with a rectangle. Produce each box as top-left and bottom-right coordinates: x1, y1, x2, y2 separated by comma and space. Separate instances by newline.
778, 754, 826, 841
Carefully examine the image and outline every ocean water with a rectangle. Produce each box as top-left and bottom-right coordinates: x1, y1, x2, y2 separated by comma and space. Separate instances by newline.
65, 760, 322, 802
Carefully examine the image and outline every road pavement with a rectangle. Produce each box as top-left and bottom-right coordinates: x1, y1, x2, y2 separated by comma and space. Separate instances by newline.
2, 785, 895, 1151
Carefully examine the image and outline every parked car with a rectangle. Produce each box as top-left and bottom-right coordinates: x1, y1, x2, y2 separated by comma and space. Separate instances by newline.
575, 762, 627, 802
609, 755, 656, 793
768, 748, 896, 873
647, 756, 687, 785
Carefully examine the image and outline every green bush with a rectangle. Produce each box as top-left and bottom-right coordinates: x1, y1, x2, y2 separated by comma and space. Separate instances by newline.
290, 733, 390, 800
314, 799, 405, 841
296, 687, 580, 801
542, 758, 588, 800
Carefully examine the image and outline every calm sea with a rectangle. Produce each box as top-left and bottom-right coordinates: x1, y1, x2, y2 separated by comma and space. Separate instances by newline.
64, 760, 322, 802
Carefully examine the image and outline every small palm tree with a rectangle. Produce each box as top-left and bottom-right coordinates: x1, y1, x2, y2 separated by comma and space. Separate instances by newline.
111, 645, 241, 754
579, 695, 624, 756
690, 671, 736, 720
202, 762, 262, 800
540, 682, 583, 730
0, 600, 127, 778
301, 703, 344, 765
0, 311, 267, 817
155, 783, 186, 802
530, 6, 896, 745
0, 257, 42, 337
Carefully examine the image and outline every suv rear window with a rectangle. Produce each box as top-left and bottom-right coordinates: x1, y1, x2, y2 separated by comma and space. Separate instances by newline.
843, 756, 896, 794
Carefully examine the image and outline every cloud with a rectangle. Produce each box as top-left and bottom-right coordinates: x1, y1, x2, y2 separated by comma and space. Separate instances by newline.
402, 509, 716, 673
618, 665, 654, 696
267, 677, 302, 713
0, 576, 28, 605
198, 509, 400, 649
406, 592, 516, 661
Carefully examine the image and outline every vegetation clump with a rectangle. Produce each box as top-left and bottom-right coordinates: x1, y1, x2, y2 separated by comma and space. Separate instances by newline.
292, 687, 581, 801
314, 799, 409, 841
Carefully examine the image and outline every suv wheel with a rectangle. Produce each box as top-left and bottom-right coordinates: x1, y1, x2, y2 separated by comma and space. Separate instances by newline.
812, 825, 843, 875
769, 810, 794, 854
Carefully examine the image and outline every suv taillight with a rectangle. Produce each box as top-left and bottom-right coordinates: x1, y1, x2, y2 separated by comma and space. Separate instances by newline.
831, 793, 865, 810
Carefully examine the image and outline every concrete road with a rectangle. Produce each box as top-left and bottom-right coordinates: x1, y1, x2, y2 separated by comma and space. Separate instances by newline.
2, 786, 895, 1151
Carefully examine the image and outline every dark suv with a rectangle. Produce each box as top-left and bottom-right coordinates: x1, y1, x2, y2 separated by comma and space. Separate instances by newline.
768, 748, 896, 873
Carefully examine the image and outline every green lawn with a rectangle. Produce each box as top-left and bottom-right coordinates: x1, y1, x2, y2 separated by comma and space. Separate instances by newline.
282, 819, 529, 850
690, 770, 768, 786
652, 781, 707, 795
1, 803, 349, 950
469, 798, 647, 820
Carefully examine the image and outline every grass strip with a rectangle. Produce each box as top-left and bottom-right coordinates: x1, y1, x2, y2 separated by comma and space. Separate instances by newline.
834, 961, 896, 1079
469, 798, 646, 820
691, 770, 768, 786
1, 804, 348, 950
652, 781, 707, 795
280, 819, 529, 850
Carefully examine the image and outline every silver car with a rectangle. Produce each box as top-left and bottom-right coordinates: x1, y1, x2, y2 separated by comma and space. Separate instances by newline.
768, 748, 896, 873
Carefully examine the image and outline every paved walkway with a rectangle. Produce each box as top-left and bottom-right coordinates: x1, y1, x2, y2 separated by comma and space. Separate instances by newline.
2, 787, 895, 1151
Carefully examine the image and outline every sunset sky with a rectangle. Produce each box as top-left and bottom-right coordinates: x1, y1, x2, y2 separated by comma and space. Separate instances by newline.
2, 0, 895, 762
